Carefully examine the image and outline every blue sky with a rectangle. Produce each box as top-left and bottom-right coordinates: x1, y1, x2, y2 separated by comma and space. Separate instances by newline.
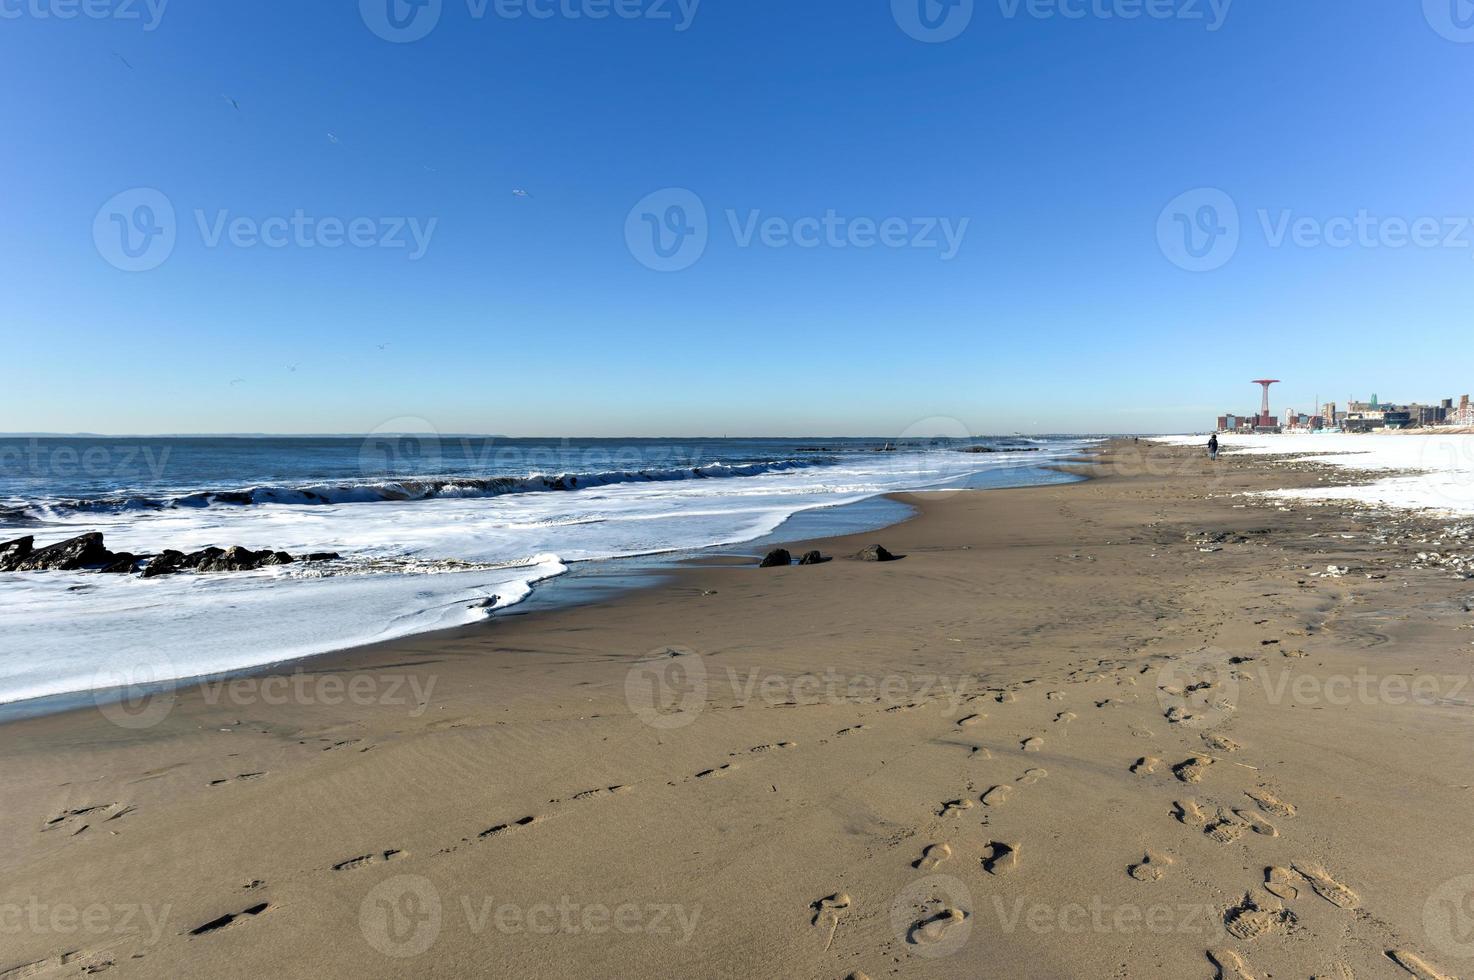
3, 0, 1473, 436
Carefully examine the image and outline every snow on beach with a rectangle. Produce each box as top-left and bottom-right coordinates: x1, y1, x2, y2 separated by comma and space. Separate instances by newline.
1152, 432, 1474, 514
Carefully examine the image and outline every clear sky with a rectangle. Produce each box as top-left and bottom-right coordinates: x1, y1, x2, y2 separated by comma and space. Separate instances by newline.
4, 0, 1473, 436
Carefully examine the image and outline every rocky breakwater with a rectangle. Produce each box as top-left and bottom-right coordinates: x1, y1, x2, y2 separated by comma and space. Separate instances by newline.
0, 533, 339, 578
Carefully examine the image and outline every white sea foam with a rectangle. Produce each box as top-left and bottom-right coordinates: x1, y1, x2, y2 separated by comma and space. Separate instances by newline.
0, 445, 1087, 706
1151, 432, 1474, 513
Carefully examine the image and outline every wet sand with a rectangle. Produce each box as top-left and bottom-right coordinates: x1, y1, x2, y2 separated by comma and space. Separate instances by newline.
5, 439, 1474, 979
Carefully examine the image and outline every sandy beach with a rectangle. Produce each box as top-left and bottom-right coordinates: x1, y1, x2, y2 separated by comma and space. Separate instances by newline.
5, 438, 1474, 979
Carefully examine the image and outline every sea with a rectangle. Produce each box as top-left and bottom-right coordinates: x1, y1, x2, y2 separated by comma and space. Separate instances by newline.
0, 434, 1097, 712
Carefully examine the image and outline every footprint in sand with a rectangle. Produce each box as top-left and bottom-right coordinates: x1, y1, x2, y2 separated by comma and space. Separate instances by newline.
1232, 809, 1278, 837
1021, 737, 1044, 753
1245, 789, 1296, 818
835, 725, 867, 737
749, 742, 797, 754
332, 849, 405, 871
1207, 947, 1259, 980
1223, 889, 1295, 941
1264, 867, 1299, 901
1131, 756, 1160, 775
908, 907, 968, 947
41, 803, 134, 836
208, 772, 265, 787
996, 691, 1016, 704
1016, 768, 1047, 785
1203, 734, 1240, 753
1386, 950, 1454, 979
478, 815, 537, 839
938, 799, 975, 818
1173, 757, 1213, 783
981, 785, 1012, 807
188, 902, 271, 936
1205, 813, 1248, 844
810, 892, 852, 951
956, 714, 985, 728
695, 764, 736, 779
1173, 799, 1206, 827
1054, 712, 1076, 724
981, 841, 1020, 876
1128, 851, 1173, 882
1291, 862, 1359, 909
914, 843, 952, 871
1046, 691, 1063, 701
970, 746, 993, 760
570, 785, 631, 801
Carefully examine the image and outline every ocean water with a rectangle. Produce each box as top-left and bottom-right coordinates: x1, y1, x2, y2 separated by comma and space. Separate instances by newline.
0, 435, 1095, 708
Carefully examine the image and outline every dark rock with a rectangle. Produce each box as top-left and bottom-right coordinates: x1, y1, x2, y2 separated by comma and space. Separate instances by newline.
13, 532, 112, 571
798, 550, 827, 565
142, 550, 187, 578
258, 551, 295, 567
180, 547, 224, 570
0, 535, 34, 571
99, 553, 141, 574
197, 546, 266, 573
758, 548, 792, 568
304, 552, 341, 562
852, 544, 898, 562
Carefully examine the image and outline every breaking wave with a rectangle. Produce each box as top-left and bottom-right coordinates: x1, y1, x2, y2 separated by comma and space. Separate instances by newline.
23, 458, 828, 517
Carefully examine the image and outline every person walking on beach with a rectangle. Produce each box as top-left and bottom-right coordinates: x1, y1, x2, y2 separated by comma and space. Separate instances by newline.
1207, 433, 1219, 461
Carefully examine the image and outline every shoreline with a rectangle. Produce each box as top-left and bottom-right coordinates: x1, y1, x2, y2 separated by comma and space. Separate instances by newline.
7, 439, 1474, 977
0, 460, 1090, 724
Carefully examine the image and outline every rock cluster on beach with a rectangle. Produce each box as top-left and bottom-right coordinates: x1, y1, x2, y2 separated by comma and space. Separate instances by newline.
0, 532, 339, 578
757, 545, 896, 567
